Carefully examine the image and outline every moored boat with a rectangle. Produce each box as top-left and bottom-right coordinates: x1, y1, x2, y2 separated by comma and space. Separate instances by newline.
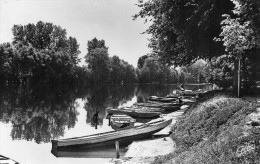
0, 155, 19, 164
107, 108, 161, 118
51, 118, 172, 148
148, 96, 178, 103
110, 114, 136, 130
135, 102, 181, 111
110, 114, 136, 124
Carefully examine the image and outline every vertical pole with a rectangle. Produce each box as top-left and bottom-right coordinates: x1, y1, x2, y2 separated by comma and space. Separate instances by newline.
115, 141, 120, 158
238, 58, 241, 98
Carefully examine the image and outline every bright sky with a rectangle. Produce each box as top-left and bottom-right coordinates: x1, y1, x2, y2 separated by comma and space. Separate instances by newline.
0, 0, 151, 67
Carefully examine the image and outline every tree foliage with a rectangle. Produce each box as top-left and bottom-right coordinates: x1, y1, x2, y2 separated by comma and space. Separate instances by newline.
85, 38, 136, 84
134, 0, 234, 66
0, 21, 82, 85
134, 0, 260, 91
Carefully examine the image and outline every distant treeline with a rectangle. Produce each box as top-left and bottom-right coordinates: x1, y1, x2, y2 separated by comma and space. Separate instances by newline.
0, 21, 209, 86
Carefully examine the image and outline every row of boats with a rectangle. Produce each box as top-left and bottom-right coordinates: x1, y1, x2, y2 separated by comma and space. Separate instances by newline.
106, 96, 197, 118
51, 89, 206, 156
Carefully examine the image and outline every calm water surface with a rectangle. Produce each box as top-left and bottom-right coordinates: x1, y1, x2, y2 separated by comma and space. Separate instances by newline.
0, 84, 212, 164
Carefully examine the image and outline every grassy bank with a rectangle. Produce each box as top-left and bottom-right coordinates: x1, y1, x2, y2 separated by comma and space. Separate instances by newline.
152, 91, 260, 164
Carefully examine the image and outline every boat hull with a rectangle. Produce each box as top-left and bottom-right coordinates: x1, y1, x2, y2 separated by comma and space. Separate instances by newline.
51, 119, 172, 148
107, 108, 160, 118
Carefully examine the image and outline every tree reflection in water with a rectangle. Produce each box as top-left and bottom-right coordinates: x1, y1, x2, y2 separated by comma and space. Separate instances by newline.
0, 85, 80, 144
84, 84, 135, 129
0, 84, 207, 143
0, 84, 136, 143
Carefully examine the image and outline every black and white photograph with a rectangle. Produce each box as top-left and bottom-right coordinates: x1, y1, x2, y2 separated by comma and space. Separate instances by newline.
0, 0, 260, 164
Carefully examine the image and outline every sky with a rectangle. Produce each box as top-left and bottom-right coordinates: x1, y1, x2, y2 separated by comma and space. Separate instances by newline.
0, 0, 151, 67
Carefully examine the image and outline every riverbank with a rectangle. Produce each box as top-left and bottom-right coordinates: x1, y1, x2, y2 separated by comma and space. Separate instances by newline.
110, 108, 185, 164
151, 91, 260, 164
112, 91, 260, 164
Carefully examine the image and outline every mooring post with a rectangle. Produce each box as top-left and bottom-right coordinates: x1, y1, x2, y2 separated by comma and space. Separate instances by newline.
115, 141, 120, 158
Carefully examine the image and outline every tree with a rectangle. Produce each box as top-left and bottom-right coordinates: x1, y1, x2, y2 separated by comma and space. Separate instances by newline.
110, 55, 123, 84
86, 37, 108, 53
216, 0, 260, 95
1, 21, 81, 85
134, 0, 234, 66
134, 0, 260, 93
203, 55, 234, 89
85, 47, 110, 83
67, 37, 80, 65
0, 43, 13, 83
137, 55, 148, 69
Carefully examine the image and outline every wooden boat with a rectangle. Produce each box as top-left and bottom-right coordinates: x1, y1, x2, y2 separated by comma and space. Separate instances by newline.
107, 108, 161, 118
110, 114, 136, 130
148, 96, 178, 103
124, 106, 164, 112
166, 94, 197, 99
51, 119, 172, 148
0, 155, 19, 164
134, 102, 181, 111
178, 90, 206, 97
52, 142, 127, 158
110, 114, 136, 124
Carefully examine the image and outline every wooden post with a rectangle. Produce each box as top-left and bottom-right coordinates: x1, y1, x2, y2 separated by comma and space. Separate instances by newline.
115, 141, 120, 158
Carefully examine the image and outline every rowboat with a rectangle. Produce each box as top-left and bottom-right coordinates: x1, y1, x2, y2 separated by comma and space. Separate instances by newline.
107, 108, 161, 118
110, 114, 136, 124
124, 106, 164, 112
134, 102, 181, 111
110, 114, 136, 130
179, 90, 206, 97
148, 96, 177, 103
51, 119, 172, 148
166, 94, 198, 99
0, 155, 19, 164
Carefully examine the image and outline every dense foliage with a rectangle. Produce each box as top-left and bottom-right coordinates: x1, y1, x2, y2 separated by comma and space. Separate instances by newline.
0, 23, 138, 86
0, 21, 83, 85
137, 56, 207, 84
134, 0, 260, 93
85, 38, 137, 84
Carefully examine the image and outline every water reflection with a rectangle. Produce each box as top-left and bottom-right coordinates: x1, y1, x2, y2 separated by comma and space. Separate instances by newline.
0, 84, 136, 143
0, 83, 212, 144
84, 84, 135, 129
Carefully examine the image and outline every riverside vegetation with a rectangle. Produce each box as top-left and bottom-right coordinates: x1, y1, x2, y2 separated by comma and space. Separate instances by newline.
151, 91, 260, 164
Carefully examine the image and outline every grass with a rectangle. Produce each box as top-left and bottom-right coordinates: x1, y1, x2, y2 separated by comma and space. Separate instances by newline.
151, 91, 260, 164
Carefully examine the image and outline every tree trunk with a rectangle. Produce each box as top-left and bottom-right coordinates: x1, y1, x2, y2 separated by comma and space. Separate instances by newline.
233, 59, 239, 96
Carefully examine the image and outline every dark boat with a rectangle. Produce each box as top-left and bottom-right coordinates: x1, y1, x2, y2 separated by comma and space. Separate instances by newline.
175, 89, 206, 97
107, 108, 161, 118
51, 119, 172, 148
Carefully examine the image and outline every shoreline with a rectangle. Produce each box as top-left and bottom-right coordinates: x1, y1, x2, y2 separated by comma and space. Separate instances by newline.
112, 91, 260, 164
110, 107, 185, 164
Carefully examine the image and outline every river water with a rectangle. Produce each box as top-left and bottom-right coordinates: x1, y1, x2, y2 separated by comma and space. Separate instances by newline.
0, 83, 212, 164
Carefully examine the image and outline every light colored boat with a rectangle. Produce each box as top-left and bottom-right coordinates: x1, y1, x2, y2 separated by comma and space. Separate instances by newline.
51, 119, 172, 148
107, 108, 161, 118
110, 114, 136, 124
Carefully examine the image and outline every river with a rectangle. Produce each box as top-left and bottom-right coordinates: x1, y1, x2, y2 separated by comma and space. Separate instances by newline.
0, 83, 212, 164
